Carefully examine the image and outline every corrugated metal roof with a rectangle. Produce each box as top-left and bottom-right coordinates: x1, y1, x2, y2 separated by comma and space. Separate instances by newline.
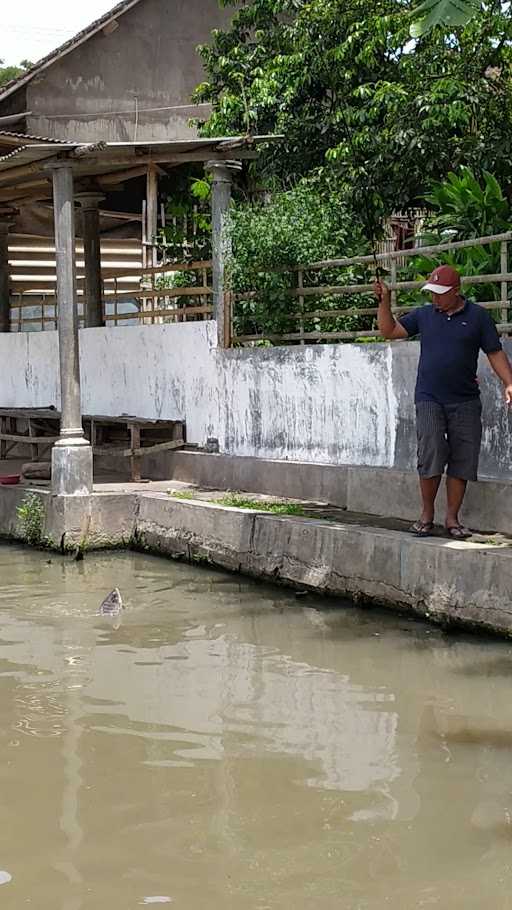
0, 143, 78, 169
0, 0, 144, 102
0, 135, 279, 176
0, 130, 75, 147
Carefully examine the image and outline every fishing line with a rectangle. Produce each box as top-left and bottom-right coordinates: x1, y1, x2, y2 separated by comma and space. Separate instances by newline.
337, 104, 384, 280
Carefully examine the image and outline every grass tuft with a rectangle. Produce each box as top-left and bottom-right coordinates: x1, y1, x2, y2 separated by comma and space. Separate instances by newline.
218, 494, 305, 515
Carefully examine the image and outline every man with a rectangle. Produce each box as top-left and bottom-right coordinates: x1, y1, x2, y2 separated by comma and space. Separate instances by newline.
374, 264, 512, 538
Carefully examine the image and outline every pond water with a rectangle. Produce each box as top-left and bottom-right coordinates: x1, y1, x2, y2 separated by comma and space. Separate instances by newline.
0, 544, 512, 908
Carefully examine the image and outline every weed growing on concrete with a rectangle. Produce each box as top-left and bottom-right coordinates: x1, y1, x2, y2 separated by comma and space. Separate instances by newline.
17, 493, 45, 546
218, 495, 305, 516
168, 489, 305, 515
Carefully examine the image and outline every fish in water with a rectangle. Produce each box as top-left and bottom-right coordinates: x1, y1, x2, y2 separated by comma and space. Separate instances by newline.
99, 588, 124, 616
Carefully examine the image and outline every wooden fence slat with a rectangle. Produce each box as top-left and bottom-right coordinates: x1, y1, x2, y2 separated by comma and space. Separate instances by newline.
235, 330, 383, 342
301, 231, 512, 271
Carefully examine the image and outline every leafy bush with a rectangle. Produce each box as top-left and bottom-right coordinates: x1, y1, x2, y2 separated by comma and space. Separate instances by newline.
403, 168, 512, 310
17, 493, 45, 547
155, 171, 212, 317
425, 167, 510, 240
228, 177, 372, 340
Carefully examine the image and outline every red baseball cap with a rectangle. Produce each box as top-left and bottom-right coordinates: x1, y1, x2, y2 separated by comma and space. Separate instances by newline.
422, 264, 461, 294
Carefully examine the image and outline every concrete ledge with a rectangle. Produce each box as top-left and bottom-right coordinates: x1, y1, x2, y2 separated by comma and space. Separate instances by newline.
2, 479, 511, 637
136, 493, 255, 571
162, 451, 350, 508
162, 452, 512, 536
91, 451, 512, 535
0, 485, 136, 550
134, 494, 512, 637
346, 467, 512, 535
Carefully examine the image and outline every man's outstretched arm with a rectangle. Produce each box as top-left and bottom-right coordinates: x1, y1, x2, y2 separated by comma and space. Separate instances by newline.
487, 349, 512, 404
374, 281, 408, 340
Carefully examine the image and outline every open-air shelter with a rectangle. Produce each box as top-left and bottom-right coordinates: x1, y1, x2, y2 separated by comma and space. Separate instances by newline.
0, 131, 269, 495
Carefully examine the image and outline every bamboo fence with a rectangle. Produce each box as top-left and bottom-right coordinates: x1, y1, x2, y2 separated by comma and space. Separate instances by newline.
8, 234, 213, 330
231, 232, 512, 346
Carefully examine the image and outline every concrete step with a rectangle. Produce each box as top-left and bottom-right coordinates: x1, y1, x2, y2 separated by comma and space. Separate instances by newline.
160, 452, 512, 537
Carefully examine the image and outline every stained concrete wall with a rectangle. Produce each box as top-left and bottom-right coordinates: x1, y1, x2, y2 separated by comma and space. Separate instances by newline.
9, 0, 231, 142
1, 322, 512, 479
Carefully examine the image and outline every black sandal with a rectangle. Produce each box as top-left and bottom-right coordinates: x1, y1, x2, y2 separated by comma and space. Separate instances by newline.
445, 525, 472, 540
410, 520, 434, 537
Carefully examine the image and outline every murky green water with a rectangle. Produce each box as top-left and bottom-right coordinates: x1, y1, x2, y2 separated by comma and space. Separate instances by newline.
1, 545, 512, 908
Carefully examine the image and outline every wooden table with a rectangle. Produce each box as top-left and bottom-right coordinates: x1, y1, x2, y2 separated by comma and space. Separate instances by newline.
0, 408, 185, 482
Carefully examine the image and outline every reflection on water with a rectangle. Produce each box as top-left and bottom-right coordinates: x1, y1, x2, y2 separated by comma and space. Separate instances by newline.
1, 544, 512, 908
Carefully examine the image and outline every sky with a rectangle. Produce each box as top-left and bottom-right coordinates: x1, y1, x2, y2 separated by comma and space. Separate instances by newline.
1, 1, 119, 66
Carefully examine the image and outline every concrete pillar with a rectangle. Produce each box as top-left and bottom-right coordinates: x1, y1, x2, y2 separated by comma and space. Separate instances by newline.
50, 162, 93, 496
205, 159, 241, 348
77, 193, 105, 328
0, 222, 10, 333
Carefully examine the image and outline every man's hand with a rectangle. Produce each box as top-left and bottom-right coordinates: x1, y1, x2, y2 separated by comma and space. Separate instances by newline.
373, 280, 390, 306
487, 351, 512, 404
374, 280, 408, 339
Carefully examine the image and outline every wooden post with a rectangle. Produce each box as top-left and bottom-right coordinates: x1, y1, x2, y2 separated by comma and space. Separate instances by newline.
28, 418, 38, 462
501, 240, 508, 327
298, 268, 305, 345
145, 165, 159, 324
48, 161, 93, 496
129, 423, 142, 483
0, 222, 11, 333
146, 164, 159, 253
390, 260, 397, 310
205, 159, 241, 347
0, 416, 6, 461
77, 193, 105, 328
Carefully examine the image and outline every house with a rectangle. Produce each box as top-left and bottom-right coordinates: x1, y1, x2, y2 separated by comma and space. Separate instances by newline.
0, 0, 232, 142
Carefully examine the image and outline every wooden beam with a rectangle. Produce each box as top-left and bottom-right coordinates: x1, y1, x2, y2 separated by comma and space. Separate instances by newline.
1, 147, 251, 189
146, 164, 158, 246
98, 165, 150, 185
68, 149, 258, 173
0, 162, 42, 187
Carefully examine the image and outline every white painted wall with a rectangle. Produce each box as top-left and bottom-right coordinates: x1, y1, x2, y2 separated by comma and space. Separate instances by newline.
1, 331, 60, 409
3, 322, 510, 475
0, 322, 400, 467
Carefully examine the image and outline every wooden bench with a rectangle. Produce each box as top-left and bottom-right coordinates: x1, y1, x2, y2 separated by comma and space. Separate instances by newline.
0, 408, 185, 482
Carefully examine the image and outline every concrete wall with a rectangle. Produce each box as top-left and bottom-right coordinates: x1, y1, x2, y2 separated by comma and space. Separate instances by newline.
13, 0, 231, 142
1, 322, 512, 479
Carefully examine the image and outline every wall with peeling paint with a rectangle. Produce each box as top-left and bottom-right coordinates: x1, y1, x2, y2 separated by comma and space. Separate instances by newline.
1, 322, 512, 478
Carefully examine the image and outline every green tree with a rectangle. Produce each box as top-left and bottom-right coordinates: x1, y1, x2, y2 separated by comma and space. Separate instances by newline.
0, 59, 32, 87
195, 1, 512, 222
410, 0, 480, 36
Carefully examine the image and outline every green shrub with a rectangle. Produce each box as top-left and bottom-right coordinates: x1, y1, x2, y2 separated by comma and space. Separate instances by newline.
228, 177, 372, 339
403, 168, 512, 311
17, 493, 45, 547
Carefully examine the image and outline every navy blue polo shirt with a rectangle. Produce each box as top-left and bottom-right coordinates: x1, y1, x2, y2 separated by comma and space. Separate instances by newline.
399, 298, 502, 404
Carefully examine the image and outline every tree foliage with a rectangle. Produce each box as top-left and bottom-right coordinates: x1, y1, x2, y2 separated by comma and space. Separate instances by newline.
195, 0, 512, 223
408, 166, 511, 306
0, 59, 31, 88
410, 0, 480, 36
228, 176, 374, 338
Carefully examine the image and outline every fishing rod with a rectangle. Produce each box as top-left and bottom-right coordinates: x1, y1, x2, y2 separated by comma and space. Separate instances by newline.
337, 104, 385, 282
